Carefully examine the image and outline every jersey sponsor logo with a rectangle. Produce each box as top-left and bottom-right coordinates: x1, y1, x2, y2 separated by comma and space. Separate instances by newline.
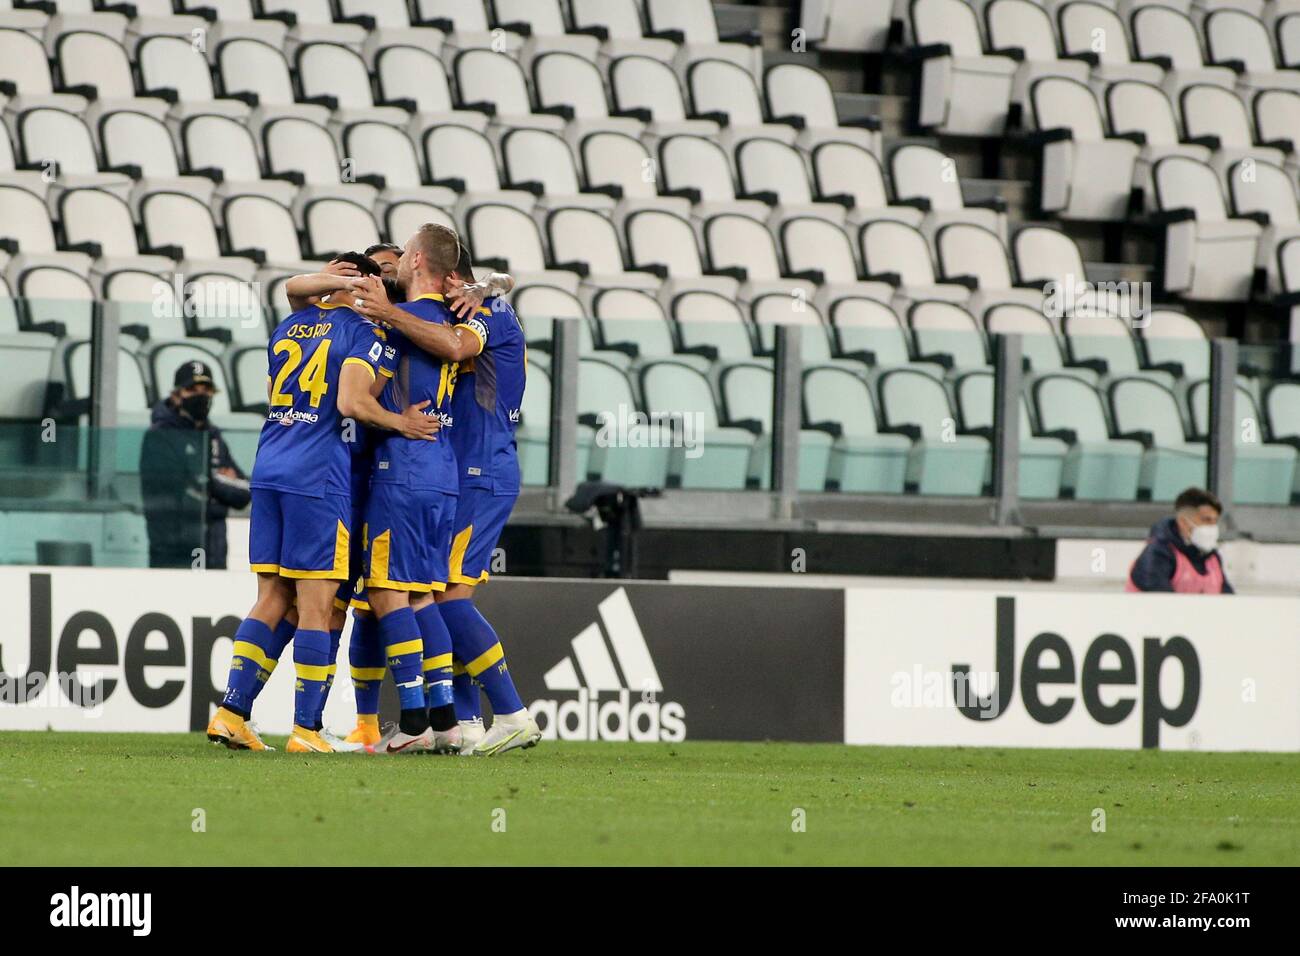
467, 467, 482, 476
267, 408, 321, 426
463, 316, 489, 343
529, 588, 685, 742
508, 408, 521, 423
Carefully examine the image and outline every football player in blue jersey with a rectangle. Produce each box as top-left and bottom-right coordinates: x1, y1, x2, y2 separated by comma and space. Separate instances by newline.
206, 253, 438, 753
355, 238, 540, 756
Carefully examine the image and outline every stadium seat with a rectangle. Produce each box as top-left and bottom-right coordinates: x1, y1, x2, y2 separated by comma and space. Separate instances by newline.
953, 369, 1069, 498
640, 359, 758, 489
216, 38, 332, 129
222, 194, 312, 269
100, 111, 216, 210
1280, 12, 1300, 68
830, 297, 935, 374
336, 0, 444, 65
1265, 380, 1300, 498
984, 303, 1094, 381
20, 266, 95, 340
625, 209, 738, 302
983, 0, 1091, 108
877, 367, 990, 495
719, 361, 832, 490
303, 197, 380, 259
16, 106, 132, 198
141, 192, 255, 279
466, 203, 579, 293
1108, 376, 1207, 499
533, 51, 645, 145
59, 188, 177, 276
415, 0, 503, 65
180, 114, 295, 209
263, 116, 380, 214
889, 144, 1007, 243
492, 0, 602, 71
454, 48, 566, 137
546, 206, 660, 294
859, 220, 971, 309
644, 0, 763, 80
1139, 308, 1211, 380
137, 35, 249, 123
802, 365, 908, 492
1252, 88, 1300, 175
577, 357, 669, 486
658, 134, 770, 222
935, 223, 1045, 317
1011, 225, 1096, 320
1227, 159, 1300, 293
55, 30, 172, 124
1152, 155, 1261, 300
704, 213, 816, 303
779, 216, 895, 313
425, 124, 537, 219
671, 289, 759, 363
385, 201, 456, 244
501, 133, 612, 227
1064, 314, 1175, 387
517, 362, 554, 485
580, 131, 694, 224
686, 59, 800, 148
735, 137, 847, 225
1057, 2, 1165, 92
1180, 83, 1286, 181
1204, 8, 1300, 97
0, 26, 91, 115
798, 0, 893, 53
809, 142, 924, 232
749, 294, 842, 367
1029, 76, 1141, 221
0, 328, 56, 420
372, 45, 489, 140
908, 300, 990, 372
608, 54, 723, 141
1106, 81, 1214, 210
1188, 378, 1297, 502
1032, 373, 1144, 499
1131, 5, 1238, 98
762, 62, 881, 154
910, 0, 1017, 136
590, 288, 707, 371
570, 0, 678, 66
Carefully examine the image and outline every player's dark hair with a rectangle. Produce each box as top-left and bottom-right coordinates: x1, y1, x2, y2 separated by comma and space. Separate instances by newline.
381, 277, 406, 303
454, 242, 476, 283
332, 251, 382, 277
364, 242, 402, 258
1175, 487, 1223, 514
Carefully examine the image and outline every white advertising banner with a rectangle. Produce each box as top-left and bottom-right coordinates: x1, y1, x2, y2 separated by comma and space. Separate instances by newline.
845, 587, 1300, 751
0, 567, 356, 736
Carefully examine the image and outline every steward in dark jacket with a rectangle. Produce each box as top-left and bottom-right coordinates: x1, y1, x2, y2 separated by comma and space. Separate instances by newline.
1126, 487, 1233, 594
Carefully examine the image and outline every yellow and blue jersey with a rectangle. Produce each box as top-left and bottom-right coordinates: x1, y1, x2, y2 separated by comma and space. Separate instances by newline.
448, 296, 526, 495
371, 295, 459, 495
250, 300, 389, 499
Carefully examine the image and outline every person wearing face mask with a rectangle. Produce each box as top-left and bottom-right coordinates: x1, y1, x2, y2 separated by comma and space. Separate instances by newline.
140, 361, 251, 569
1126, 487, 1234, 594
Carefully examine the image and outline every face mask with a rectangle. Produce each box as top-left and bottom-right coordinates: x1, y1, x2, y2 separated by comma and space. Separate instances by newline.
181, 393, 212, 422
1190, 523, 1219, 553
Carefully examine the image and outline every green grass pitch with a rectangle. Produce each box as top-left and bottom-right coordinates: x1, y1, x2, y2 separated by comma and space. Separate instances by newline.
2, 732, 1298, 865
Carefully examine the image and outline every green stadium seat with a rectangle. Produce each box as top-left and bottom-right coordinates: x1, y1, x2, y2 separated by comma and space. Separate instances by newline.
983, 304, 1097, 385
1140, 309, 1209, 381
877, 368, 989, 495
639, 360, 756, 489
579, 358, 669, 487
518, 362, 557, 486
908, 300, 989, 372
953, 371, 1067, 499
719, 362, 832, 490
803, 365, 909, 493
1032, 374, 1143, 500
1064, 314, 1175, 389
672, 291, 760, 364
1188, 379, 1296, 504
1107, 376, 1206, 501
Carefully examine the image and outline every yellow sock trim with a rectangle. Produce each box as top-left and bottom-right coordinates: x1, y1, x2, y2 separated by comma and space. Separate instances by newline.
465, 642, 504, 678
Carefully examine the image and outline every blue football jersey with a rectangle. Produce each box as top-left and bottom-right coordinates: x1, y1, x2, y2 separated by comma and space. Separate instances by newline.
250, 300, 388, 498
449, 297, 525, 494
371, 295, 460, 495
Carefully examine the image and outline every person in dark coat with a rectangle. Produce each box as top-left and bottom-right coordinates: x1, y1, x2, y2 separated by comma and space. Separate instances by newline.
1126, 487, 1234, 594
140, 361, 251, 569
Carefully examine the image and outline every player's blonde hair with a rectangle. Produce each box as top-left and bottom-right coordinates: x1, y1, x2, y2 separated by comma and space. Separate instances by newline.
410, 223, 462, 278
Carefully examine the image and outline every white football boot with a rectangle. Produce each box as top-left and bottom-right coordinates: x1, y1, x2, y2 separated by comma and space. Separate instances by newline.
470, 710, 541, 756
427, 723, 463, 755
458, 717, 485, 756
376, 723, 433, 754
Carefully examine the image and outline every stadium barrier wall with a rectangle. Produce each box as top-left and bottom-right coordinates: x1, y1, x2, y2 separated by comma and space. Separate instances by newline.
0, 568, 1295, 751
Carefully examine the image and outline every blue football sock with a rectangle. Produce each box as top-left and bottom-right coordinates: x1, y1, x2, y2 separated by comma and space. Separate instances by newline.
452, 662, 482, 722
221, 618, 276, 718
292, 629, 332, 730
440, 599, 523, 715
244, 617, 295, 710
349, 613, 384, 720
310, 628, 342, 729
380, 607, 427, 732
